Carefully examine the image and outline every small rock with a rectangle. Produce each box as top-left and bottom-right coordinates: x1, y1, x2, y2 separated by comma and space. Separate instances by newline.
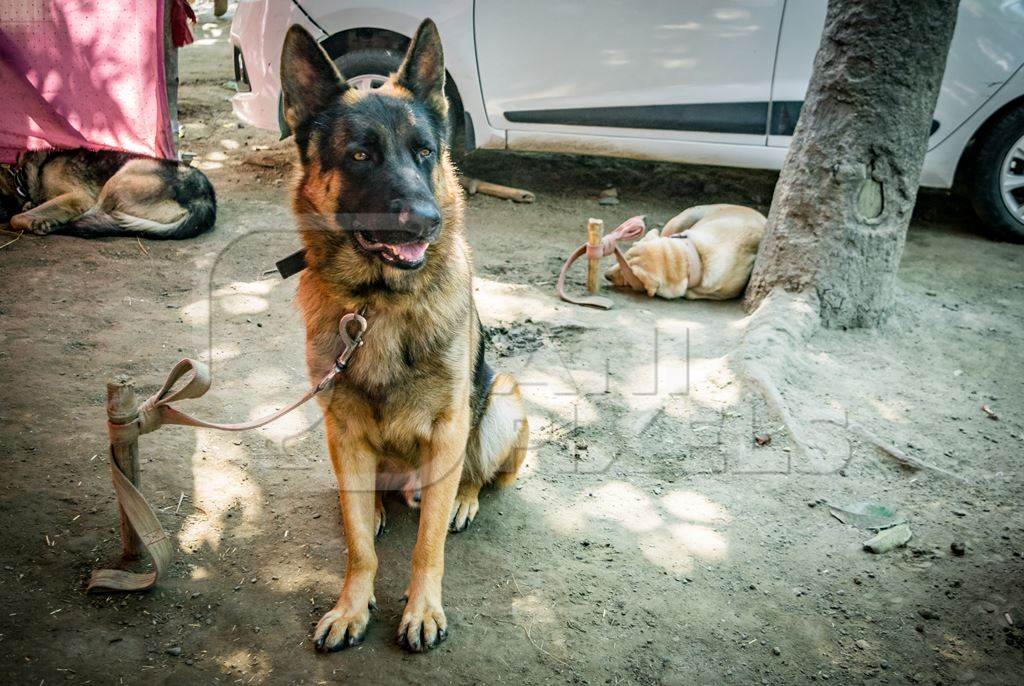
599, 187, 618, 199
855, 639, 869, 651
863, 524, 912, 554
772, 646, 781, 656
950, 541, 966, 556
166, 646, 182, 657
598, 196, 620, 206
918, 608, 940, 620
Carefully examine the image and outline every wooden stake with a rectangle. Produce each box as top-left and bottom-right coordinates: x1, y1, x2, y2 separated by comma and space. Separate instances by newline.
107, 376, 141, 560
586, 218, 604, 294
458, 176, 535, 203
163, 0, 179, 153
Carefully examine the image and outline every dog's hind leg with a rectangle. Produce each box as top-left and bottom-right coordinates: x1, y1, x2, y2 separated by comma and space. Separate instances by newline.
450, 373, 529, 533
374, 492, 387, 540
10, 190, 94, 235
661, 204, 719, 237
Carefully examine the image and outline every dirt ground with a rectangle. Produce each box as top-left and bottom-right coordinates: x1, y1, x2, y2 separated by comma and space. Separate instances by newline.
2, 4, 1023, 685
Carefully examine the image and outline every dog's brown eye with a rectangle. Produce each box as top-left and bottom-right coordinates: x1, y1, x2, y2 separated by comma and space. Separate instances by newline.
419, 148, 432, 158
352, 151, 368, 161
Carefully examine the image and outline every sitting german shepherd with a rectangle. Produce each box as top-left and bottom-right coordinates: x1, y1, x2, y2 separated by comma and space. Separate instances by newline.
0, 149, 215, 238
280, 20, 529, 652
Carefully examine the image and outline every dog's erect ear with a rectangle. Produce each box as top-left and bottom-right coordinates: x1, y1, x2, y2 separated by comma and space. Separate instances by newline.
394, 19, 448, 117
280, 25, 346, 131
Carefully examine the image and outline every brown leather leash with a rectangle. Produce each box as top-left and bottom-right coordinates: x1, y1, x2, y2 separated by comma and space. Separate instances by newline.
87, 313, 368, 593
556, 215, 647, 309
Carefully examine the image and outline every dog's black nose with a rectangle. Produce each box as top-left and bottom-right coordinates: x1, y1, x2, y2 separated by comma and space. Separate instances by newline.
391, 200, 441, 237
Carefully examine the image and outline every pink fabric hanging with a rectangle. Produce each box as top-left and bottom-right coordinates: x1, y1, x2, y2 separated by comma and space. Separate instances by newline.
0, 0, 175, 163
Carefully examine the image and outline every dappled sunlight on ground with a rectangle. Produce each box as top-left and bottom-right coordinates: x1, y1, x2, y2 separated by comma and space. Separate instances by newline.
542, 482, 730, 576
177, 431, 263, 553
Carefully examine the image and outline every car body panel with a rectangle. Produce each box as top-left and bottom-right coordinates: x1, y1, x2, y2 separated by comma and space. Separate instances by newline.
230, 0, 1024, 188
475, 0, 784, 146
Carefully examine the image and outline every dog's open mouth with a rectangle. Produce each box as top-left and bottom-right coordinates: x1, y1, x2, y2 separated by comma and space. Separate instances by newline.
354, 231, 430, 269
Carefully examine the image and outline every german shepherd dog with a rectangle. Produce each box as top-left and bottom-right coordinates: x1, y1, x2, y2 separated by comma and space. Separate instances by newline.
280, 20, 529, 652
0, 149, 215, 238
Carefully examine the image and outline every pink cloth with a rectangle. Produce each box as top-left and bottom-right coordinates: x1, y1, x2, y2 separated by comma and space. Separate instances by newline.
0, 0, 175, 163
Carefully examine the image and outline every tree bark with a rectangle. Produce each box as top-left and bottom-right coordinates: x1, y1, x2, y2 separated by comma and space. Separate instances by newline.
744, 0, 959, 328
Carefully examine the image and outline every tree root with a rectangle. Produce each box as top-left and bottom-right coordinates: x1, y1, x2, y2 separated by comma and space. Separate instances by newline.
736, 288, 964, 481
826, 418, 966, 482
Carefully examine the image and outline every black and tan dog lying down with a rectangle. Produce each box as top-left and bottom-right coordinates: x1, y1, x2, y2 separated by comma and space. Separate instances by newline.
606, 204, 766, 300
0, 148, 215, 238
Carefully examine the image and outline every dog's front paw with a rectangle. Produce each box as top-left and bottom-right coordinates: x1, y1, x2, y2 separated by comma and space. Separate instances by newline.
10, 214, 55, 235
397, 589, 448, 652
313, 596, 375, 652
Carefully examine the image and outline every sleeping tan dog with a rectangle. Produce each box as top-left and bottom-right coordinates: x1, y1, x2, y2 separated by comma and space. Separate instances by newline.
605, 204, 765, 300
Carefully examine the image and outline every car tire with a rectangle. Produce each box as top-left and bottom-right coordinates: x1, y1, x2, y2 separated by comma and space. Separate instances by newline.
333, 49, 404, 93
966, 105, 1024, 243
332, 49, 467, 161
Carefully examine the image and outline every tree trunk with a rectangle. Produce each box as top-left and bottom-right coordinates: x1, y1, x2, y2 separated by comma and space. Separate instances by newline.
744, 0, 959, 328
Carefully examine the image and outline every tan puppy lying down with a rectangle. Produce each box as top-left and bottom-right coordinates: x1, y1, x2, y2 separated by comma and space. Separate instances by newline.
605, 204, 766, 300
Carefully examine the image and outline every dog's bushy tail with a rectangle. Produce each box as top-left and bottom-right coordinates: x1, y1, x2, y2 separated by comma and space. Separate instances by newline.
62, 166, 216, 240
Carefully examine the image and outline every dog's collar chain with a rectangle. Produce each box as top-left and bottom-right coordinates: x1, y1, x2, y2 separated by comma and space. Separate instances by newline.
5, 165, 29, 201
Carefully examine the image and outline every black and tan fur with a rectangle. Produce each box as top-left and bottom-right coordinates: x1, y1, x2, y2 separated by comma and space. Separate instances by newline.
0, 148, 215, 239
280, 20, 528, 653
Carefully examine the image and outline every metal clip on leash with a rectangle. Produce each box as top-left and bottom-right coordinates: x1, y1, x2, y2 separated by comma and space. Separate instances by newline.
316, 312, 367, 392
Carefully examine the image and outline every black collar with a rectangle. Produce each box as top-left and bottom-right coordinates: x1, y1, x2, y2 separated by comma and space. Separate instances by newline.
274, 249, 307, 279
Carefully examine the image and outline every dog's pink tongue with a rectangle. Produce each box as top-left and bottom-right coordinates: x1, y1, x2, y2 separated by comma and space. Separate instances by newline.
390, 242, 428, 262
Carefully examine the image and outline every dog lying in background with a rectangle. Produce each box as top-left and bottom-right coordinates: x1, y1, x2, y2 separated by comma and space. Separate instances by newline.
605, 204, 765, 300
0, 149, 215, 239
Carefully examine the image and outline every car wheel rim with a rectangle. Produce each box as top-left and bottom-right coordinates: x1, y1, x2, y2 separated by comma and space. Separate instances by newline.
346, 73, 388, 91
1001, 132, 1024, 224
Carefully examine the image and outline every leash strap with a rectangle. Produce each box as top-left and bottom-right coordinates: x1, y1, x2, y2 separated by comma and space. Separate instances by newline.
556, 216, 646, 309
87, 313, 367, 593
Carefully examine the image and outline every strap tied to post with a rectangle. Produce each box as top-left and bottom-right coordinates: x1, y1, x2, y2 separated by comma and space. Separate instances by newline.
556, 215, 646, 310
88, 313, 367, 593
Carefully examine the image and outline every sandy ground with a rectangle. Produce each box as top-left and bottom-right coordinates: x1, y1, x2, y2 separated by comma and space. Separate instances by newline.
2, 5, 1023, 685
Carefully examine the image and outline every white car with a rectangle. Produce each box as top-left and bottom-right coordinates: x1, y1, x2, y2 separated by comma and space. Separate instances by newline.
231, 1, 1024, 241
